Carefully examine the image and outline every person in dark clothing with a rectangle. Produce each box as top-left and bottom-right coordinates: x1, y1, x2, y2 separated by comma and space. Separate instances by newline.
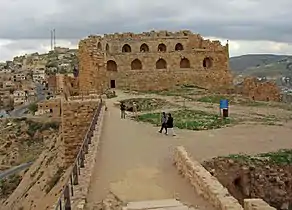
166, 113, 176, 136
158, 112, 167, 134
120, 102, 126, 119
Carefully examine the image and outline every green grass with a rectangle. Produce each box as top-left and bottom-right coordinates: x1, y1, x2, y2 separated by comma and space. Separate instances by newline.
197, 95, 234, 104
225, 149, 292, 165
196, 95, 280, 108
120, 98, 176, 112
136, 109, 232, 130
138, 85, 207, 97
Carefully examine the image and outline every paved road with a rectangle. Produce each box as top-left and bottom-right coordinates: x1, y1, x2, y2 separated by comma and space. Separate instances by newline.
9, 83, 45, 117
0, 162, 33, 179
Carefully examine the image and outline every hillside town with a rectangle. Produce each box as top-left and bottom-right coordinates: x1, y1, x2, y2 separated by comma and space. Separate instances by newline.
0, 47, 78, 117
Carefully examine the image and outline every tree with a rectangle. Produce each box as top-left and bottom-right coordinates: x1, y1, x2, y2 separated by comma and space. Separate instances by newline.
28, 103, 38, 114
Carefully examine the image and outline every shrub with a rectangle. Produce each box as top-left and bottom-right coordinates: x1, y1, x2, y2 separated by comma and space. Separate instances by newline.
28, 103, 38, 114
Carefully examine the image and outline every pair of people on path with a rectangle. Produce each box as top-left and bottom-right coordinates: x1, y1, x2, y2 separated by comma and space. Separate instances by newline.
159, 112, 176, 136
120, 102, 137, 119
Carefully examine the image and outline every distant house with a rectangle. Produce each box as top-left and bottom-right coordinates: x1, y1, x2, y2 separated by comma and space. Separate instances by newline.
0, 69, 12, 74
32, 69, 46, 82
3, 81, 16, 89
11, 73, 26, 82
13, 90, 28, 105
0, 110, 9, 118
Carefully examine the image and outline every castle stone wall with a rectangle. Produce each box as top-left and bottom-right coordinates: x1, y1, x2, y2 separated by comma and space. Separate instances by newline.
78, 30, 233, 93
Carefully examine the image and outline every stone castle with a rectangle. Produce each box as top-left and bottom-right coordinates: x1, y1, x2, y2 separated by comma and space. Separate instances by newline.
78, 30, 233, 92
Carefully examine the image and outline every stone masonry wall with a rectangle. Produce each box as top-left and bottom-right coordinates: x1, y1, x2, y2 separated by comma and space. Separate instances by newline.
244, 199, 276, 210
61, 99, 99, 165
78, 30, 233, 93
173, 146, 275, 210
241, 77, 280, 102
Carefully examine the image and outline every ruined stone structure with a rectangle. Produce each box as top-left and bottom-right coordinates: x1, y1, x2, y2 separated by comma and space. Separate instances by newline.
78, 30, 233, 92
241, 77, 280, 102
37, 98, 61, 118
174, 146, 276, 210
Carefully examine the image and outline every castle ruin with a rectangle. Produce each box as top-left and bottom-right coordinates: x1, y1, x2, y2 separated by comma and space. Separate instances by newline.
78, 30, 233, 92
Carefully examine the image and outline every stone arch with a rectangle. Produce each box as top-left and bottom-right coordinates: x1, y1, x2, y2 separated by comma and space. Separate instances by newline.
122, 44, 131, 53
180, 58, 190, 68
131, 59, 142, 70
175, 43, 184, 51
158, 43, 167, 52
106, 43, 110, 52
106, 60, 117, 71
203, 57, 213, 68
97, 42, 102, 50
156, 58, 167, 69
140, 43, 149, 52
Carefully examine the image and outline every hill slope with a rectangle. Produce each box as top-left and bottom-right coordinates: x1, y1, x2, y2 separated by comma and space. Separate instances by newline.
230, 54, 292, 77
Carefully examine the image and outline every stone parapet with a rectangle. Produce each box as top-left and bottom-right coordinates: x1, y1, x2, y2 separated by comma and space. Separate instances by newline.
244, 199, 276, 210
173, 146, 274, 210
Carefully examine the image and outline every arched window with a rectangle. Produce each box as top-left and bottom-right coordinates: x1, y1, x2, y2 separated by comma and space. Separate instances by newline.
140, 43, 149, 52
106, 60, 117, 71
180, 58, 190, 68
203, 57, 213, 68
156, 58, 167, 69
122, 44, 131, 52
131, 59, 142, 70
97, 42, 102, 50
158, 44, 167, 52
175, 43, 183, 51
106, 44, 109, 52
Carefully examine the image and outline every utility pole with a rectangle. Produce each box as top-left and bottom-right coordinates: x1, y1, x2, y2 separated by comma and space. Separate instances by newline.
50, 30, 53, 50
53, 29, 56, 49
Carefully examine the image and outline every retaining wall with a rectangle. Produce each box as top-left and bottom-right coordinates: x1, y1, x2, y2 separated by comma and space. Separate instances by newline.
173, 146, 275, 210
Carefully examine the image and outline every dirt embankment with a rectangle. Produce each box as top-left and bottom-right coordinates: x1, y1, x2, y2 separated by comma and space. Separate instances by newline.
203, 153, 292, 210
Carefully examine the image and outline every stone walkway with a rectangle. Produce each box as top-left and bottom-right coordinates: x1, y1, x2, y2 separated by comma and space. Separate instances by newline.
85, 91, 292, 209
124, 199, 197, 210
85, 96, 214, 210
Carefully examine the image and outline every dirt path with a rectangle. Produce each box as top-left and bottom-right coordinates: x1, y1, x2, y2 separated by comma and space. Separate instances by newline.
86, 91, 292, 209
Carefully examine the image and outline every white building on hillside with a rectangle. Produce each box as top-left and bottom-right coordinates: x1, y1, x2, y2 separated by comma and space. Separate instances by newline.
13, 90, 28, 105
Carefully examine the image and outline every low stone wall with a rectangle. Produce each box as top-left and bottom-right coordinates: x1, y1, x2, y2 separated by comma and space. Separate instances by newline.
173, 146, 275, 210
244, 199, 276, 210
68, 94, 99, 101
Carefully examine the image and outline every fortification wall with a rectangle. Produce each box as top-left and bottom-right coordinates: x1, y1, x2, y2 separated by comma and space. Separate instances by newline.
241, 77, 280, 102
78, 30, 232, 92
61, 99, 99, 165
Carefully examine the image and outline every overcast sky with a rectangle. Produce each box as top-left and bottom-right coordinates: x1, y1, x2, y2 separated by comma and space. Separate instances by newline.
1, 0, 292, 61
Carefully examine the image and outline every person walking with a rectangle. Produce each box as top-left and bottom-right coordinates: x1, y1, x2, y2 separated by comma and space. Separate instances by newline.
166, 113, 176, 136
158, 112, 167, 134
120, 102, 126, 119
133, 102, 138, 119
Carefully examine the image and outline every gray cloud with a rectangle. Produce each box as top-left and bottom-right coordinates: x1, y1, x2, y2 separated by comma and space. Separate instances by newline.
0, 0, 292, 43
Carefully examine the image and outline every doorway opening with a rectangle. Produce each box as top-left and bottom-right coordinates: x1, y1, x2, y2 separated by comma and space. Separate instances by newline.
110, 80, 116, 88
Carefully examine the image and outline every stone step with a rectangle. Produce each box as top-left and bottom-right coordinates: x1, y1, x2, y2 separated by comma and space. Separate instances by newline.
124, 199, 195, 210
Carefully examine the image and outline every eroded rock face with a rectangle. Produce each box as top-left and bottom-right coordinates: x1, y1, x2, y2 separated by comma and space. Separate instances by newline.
203, 157, 292, 209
